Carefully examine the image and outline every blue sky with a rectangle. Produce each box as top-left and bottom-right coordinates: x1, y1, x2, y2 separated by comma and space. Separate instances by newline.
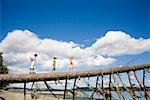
1, 0, 149, 42
0, 0, 150, 72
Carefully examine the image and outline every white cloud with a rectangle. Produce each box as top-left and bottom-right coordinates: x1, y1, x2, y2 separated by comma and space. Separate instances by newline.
0, 30, 149, 73
0, 30, 115, 73
90, 31, 150, 56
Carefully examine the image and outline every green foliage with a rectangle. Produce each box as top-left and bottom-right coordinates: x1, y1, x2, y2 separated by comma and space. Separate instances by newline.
0, 52, 9, 89
0, 65, 8, 74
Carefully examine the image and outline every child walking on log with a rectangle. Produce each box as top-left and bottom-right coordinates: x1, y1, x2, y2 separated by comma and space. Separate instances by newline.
52, 57, 61, 84
69, 57, 74, 70
52, 57, 57, 71
30, 53, 38, 74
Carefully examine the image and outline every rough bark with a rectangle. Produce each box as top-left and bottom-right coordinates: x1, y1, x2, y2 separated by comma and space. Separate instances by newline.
0, 64, 150, 83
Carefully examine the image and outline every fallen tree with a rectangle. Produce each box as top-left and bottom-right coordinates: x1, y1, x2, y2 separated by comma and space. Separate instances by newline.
0, 64, 150, 83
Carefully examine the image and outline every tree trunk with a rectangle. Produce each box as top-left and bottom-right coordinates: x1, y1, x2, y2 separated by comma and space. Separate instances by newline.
0, 64, 149, 83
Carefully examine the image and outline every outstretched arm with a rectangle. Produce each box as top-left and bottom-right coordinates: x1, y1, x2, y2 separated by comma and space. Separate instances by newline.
30, 58, 33, 61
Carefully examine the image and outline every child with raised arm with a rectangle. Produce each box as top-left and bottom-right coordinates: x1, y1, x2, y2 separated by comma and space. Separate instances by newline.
30, 53, 38, 74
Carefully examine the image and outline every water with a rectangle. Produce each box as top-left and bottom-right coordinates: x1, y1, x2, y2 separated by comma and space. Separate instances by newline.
8, 88, 150, 100
38, 91, 150, 100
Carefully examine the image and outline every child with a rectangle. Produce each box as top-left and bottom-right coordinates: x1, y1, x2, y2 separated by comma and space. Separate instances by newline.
30, 54, 38, 74
69, 57, 74, 70
52, 57, 57, 71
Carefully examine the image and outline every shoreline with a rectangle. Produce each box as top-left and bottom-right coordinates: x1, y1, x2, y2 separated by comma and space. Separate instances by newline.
0, 90, 60, 100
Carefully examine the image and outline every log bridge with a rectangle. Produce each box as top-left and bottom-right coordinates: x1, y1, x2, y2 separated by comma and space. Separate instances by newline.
0, 64, 150, 100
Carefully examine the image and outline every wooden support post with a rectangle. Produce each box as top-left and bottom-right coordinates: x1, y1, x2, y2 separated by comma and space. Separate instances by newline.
24, 82, 26, 100
143, 69, 149, 99
31, 82, 35, 91
64, 78, 68, 100
91, 76, 99, 99
109, 74, 112, 100
134, 71, 149, 100
73, 78, 77, 100
133, 71, 143, 89
101, 75, 105, 98
127, 72, 136, 100
127, 72, 133, 88
44, 81, 57, 98
101, 75, 103, 89
95, 76, 99, 90
143, 69, 145, 87
112, 74, 122, 100
117, 74, 134, 100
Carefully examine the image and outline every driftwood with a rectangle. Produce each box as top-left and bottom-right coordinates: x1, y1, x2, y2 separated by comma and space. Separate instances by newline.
0, 64, 150, 83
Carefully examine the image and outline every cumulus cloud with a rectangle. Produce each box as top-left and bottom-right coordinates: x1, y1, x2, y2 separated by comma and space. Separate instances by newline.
89, 31, 150, 56
0, 30, 149, 73
0, 30, 115, 73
